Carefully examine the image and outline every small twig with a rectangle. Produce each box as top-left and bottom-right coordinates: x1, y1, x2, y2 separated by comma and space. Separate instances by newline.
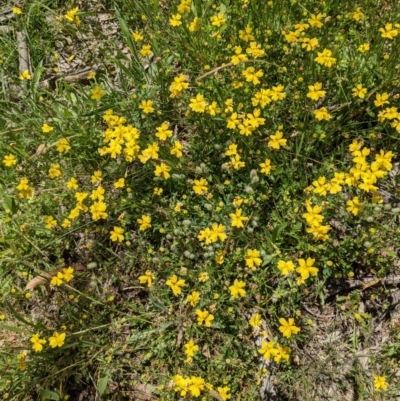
327, 275, 400, 298
301, 302, 335, 320
196, 59, 281, 81
196, 63, 232, 81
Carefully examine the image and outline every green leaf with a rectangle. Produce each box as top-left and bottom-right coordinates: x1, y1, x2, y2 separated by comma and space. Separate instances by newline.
31, 60, 43, 94
97, 375, 110, 396
6, 301, 37, 328
272, 223, 287, 243
149, 296, 170, 314
2, 195, 17, 214
38, 389, 60, 400
0, 324, 31, 335
114, 6, 146, 82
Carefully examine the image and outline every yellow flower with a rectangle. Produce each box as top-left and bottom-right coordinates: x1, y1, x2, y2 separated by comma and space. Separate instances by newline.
154, 162, 171, 179
110, 226, 124, 242
114, 178, 125, 188
231, 46, 248, 65
137, 215, 151, 231
187, 291, 201, 306
296, 258, 319, 281
277, 260, 295, 276
346, 196, 363, 216
56, 138, 71, 152
64, 7, 79, 23
51, 273, 64, 286
140, 44, 153, 57
374, 92, 390, 107
271, 85, 286, 101
249, 313, 262, 327
352, 84, 367, 99
91, 170, 103, 183
198, 272, 209, 282
301, 37, 319, 51
12, 7, 22, 14
258, 341, 278, 360
244, 249, 262, 269
166, 274, 186, 296
188, 16, 201, 32
307, 82, 326, 101
87, 70, 96, 79
44, 216, 57, 229
75, 191, 89, 203
314, 49, 336, 67
61, 219, 71, 228
229, 208, 249, 228
259, 158, 275, 174
207, 101, 220, 116
169, 74, 189, 98
217, 386, 231, 400
229, 279, 246, 298
62, 267, 74, 282
155, 122, 173, 141
209, 223, 227, 242
313, 107, 331, 121
169, 13, 182, 27
178, 0, 191, 14
357, 43, 370, 53
139, 270, 155, 287
374, 375, 388, 391
210, 13, 226, 27
350, 7, 364, 21
41, 123, 53, 133
242, 67, 263, 85
153, 187, 163, 196
268, 131, 287, 150
189, 94, 207, 113
215, 250, 226, 264
19, 70, 31, 80
278, 317, 300, 338
184, 340, 199, 357
48, 163, 62, 178
380, 23, 398, 39
308, 13, 324, 28
91, 86, 105, 100
195, 309, 214, 327
246, 41, 264, 58
193, 178, 208, 195
3, 154, 17, 167
48, 332, 66, 348
171, 141, 183, 158
239, 25, 254, 41
16, 178, 33, 198
30, 334, 46, 352
90, 201, 108, 221
274, 344, 290, 363
132, 30, 143, 41
139, 100, 155, 114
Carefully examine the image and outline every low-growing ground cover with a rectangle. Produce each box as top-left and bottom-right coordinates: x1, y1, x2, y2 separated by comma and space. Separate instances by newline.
1, 0, 400, 399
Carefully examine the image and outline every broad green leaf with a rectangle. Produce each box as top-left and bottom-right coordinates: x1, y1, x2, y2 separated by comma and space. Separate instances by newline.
97, 375, 110, 396
38, 389, 60, 400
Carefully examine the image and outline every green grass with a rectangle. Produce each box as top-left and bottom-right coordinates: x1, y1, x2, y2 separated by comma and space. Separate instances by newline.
1, 0, 400, 400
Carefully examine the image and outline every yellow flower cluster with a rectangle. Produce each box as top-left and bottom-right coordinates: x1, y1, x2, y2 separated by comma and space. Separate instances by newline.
30, 332, 66, 352
198, 223, 227, 244
277, 257, 319, 284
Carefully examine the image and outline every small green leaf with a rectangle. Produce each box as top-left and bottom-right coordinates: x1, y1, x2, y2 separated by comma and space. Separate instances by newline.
38, 389, 60, 400
97, 375, 110, 396
6, 302, 37, 328
0, 324, 31, 335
